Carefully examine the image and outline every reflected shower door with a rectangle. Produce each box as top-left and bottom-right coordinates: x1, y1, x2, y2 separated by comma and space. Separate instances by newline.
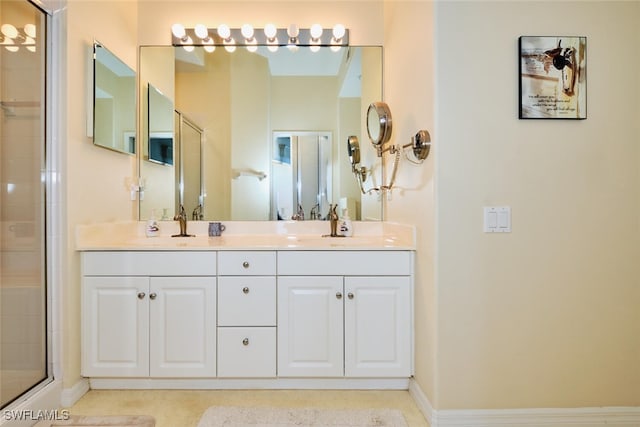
0, 0, 48, 408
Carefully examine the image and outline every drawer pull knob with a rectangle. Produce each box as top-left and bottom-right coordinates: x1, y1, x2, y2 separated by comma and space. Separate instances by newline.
348, 292, 354, 299
137, 292, 146, 300
243, 287, 250, 294
149, 293, 157, 300
242, 338, 249, 346
336, 292, 343, 299
242, 261, 250, 268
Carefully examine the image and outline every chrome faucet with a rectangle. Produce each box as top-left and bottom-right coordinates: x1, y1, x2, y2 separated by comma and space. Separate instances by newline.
328, 204, 339, 237
172, 205, 194, 237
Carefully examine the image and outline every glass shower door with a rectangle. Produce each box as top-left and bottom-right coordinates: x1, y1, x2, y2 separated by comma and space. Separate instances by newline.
0, 0, 48, 408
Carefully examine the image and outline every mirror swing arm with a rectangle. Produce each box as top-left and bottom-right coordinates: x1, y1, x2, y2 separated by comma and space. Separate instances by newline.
348, 101, 431, 194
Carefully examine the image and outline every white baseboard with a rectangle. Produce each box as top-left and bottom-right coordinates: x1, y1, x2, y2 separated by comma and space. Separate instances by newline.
88, 377, 409, 390
60, 378, 89, 408
408, 379, 640, 427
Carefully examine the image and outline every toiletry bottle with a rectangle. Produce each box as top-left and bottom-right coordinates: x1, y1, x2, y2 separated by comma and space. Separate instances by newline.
146, 209, 160, 237
340, 209, 353, 237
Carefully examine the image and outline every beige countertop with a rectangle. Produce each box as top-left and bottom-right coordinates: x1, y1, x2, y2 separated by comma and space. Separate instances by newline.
76, 221, 415, 251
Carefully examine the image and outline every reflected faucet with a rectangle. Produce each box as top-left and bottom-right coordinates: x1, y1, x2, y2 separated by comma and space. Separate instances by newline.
291, 204, 305, 221
172, 205, 194, 237
192, 204, 203, 220
309, 203, 320, 220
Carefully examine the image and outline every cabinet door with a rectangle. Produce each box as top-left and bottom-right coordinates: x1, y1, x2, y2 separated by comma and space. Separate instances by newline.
344, 276, 411, 377
149, 277, 216, 377
82, 276, 149, 377
277, 276, 343, 377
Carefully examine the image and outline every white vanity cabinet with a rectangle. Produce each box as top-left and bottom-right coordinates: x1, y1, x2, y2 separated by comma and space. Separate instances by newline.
277, 251, 413, 378
81, 252, 216, 378
216, 251, 277, 377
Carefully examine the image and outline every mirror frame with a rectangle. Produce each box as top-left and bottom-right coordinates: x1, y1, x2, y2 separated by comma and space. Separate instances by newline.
366, 101, 392, 148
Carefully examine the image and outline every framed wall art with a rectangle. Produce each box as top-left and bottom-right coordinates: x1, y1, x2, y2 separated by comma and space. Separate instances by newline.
519, 36, 587, 119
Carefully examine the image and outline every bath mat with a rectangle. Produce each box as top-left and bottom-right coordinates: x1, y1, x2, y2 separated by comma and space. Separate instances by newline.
197, 406, 408, 426
33, 415, 155, 427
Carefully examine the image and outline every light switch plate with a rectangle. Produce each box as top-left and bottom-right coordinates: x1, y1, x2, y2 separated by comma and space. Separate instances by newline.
484, 206, 511, 233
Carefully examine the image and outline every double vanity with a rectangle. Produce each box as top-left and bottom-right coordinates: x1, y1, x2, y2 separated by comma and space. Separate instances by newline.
77, 221, 415, 389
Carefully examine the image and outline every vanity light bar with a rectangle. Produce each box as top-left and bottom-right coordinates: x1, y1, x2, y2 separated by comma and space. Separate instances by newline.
171, 24, 349, 48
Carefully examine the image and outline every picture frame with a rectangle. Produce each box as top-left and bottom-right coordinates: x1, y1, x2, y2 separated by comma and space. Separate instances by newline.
519, 36, 587, 119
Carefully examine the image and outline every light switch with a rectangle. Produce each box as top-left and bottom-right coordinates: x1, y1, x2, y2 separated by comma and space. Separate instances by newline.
484, 206, 511, 233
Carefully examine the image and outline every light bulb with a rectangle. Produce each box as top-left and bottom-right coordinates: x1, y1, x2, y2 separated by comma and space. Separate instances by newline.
24, 23, 36, 38
332, 23, 346, 41
264, 23, 277, 40
310, 45, 320, 53
224, 44, 236, 53
217, 24, 231, 40
182, 36, 194, 52
171, 23, 186, 39
194, 24, 209, 40
1, 24, 18, 39
241, 24, 254, 40
267, 44, 278, 53
287, 24, 299, 38
310, 24, 323, 40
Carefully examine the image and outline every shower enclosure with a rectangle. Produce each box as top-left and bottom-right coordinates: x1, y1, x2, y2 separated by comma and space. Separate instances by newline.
0, 0, 49, 408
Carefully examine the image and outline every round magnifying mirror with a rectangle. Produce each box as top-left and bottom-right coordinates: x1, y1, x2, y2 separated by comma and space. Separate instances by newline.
366, 102, 392, 147
347, 135, 360, 166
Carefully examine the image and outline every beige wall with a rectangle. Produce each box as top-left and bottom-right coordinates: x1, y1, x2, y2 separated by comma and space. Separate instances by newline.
383, 0, 437, 405
64, 0, 138, 388
433, 0, 640, 409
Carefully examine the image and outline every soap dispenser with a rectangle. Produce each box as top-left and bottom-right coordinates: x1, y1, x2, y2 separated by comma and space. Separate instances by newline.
339, 209, 353, 237
146, 209, 160, 237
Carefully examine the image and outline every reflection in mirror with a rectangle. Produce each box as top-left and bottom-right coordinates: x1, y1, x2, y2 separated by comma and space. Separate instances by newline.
140, 83, 175, 221
93, 41, 135, 154
177, 113, 204, 220
139, 45, 383, 221
272, 132, 332, 220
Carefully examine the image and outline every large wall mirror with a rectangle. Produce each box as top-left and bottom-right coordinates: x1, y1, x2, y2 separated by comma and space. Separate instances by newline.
93, 41, 136, 154
139, 45, 383, 221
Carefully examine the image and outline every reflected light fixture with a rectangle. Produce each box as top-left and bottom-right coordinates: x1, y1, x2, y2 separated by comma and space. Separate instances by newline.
1, 23, 38, 52
264, 23, 278, 52
331, 23, 346, 52
217, 24, 236, 52
241, 24, 257, 52
309, 23, 323, 53
287, 24, 299, 51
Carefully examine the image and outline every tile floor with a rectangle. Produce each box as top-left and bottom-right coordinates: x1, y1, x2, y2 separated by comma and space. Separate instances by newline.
67, 389, 430, 427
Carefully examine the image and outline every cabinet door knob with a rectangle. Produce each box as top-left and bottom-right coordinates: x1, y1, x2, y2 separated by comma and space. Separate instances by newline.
242, 261, 250, 268
242, 287, 250, 294
242, 338, 249, 346
137, 292, 146, 300
149, 293, 157, 300
336, 292, 343, 299
347, 292, 354, 299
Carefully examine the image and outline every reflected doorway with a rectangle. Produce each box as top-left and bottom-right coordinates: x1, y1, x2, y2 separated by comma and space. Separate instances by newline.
271, 131, 332, 220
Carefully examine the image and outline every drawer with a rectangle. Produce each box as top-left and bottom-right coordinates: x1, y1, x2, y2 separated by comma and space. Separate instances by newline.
218, 277, 276, 326
218, 251, 276, 276
217, 327, 276, 377
82, 251, 216, 276
277, 251, 412, 276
